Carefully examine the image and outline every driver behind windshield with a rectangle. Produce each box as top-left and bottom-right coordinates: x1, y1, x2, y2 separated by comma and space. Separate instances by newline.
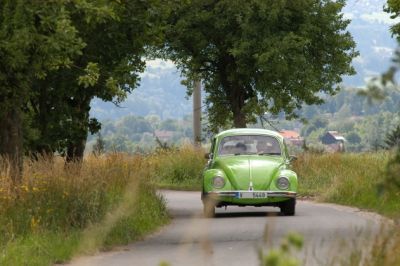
234, 142, 247, 154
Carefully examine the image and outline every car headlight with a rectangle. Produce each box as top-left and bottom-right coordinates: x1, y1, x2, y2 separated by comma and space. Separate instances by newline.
212, 176, 225, 189
276, 176, 290, 190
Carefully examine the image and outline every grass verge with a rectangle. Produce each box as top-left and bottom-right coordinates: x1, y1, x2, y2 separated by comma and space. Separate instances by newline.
0, 154, 169, 266
293, 152, 400, 218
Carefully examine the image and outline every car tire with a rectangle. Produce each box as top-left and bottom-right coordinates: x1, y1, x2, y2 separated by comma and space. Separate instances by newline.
280, 198, 296, 216
203, 201, 215, 218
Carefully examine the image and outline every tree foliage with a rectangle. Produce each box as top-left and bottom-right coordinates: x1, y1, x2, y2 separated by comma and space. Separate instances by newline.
385, 125, 400, 148
0, 0, 167, 180
346, 131, 361, 145
0, 0, 85, 181
162, 0, 357, 131
25, 0, 166, 161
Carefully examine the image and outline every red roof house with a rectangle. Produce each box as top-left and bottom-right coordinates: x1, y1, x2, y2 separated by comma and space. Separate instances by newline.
279, 130, 303, 146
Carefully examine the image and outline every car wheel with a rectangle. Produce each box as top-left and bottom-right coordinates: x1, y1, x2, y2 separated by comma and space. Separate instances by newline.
280, 198, 296, 216
203, 200, 215, 218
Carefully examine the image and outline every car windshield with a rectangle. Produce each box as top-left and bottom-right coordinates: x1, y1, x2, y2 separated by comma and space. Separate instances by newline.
218, 135, 281, 156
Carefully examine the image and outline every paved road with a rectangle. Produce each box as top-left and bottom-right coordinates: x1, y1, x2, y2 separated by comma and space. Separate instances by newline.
71, 190, 385, 266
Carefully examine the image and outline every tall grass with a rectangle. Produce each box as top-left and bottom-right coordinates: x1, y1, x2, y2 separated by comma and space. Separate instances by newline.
3, 148, 398, 265
145, 147, 400, 219
147, 145, 206, 190
293, 152, 400, 218
0, 153, 169, 265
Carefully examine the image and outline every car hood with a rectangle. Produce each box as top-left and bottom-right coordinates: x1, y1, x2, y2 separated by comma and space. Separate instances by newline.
213, 155, 284, 190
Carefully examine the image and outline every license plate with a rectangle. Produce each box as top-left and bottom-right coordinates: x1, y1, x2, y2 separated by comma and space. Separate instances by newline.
237, 192, 268, 199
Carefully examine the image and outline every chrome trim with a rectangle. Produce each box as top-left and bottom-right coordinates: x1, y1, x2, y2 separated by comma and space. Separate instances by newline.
206, 190, 297, 198
248, 158, 253, 191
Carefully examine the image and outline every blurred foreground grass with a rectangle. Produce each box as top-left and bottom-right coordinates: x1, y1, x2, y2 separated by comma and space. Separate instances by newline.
339, 226, 400, 266
0, 153, 169, 266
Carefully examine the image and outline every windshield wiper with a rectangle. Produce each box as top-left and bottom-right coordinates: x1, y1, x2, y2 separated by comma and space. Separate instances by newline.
234, 152, 256, 156
257, 152, 281, 156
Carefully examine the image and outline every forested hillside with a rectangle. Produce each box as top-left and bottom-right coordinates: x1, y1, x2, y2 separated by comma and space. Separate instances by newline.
88, 88, 400, 153
91, 60, 191, 120
87, 115, 194, 153
296, 89, 400, 152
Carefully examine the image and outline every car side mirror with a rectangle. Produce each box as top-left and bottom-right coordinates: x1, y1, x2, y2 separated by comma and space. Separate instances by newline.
205, 153, 213, 159
289, 155, 297, 162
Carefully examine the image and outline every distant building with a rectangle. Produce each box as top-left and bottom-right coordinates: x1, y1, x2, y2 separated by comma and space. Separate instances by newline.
154, 130, 174, 142
279, 130, 303, 147
321, 131, 346, 152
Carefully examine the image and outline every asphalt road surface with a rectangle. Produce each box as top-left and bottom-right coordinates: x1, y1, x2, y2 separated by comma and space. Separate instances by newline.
70, 190, 386, 266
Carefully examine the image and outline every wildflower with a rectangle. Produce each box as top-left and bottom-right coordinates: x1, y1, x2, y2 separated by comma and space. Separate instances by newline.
31, 216, 39, 231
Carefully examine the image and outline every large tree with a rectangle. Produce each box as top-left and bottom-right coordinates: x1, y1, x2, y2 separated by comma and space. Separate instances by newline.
25, 0, 165, 162
0, 0, 166, 181
162, 0, 357, 130
0, 0, 84, 182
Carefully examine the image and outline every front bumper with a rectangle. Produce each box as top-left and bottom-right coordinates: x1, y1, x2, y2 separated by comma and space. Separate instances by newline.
204, 190, 297, 198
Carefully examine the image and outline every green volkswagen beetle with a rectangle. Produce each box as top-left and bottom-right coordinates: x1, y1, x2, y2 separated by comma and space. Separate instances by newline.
201, 128, 298, 217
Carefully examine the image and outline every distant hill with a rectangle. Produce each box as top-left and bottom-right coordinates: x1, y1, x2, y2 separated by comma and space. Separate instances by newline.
91, 0, 398, 122
91, 60, 191, 120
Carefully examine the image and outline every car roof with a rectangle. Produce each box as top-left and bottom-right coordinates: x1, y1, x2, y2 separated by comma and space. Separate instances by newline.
215, 128, 284, 141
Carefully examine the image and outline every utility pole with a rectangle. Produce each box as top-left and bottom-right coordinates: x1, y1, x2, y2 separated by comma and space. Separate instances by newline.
193, 80, 202, 146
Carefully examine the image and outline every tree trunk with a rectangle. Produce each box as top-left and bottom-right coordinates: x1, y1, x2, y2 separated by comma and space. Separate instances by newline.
0, 106, 23, 184
36, 85, 53, 157
65, 99, 90, 163
220, 55, 248, 128
66, 138, 87, 163
230, 84, 247, 128
232, 109, 247, 128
